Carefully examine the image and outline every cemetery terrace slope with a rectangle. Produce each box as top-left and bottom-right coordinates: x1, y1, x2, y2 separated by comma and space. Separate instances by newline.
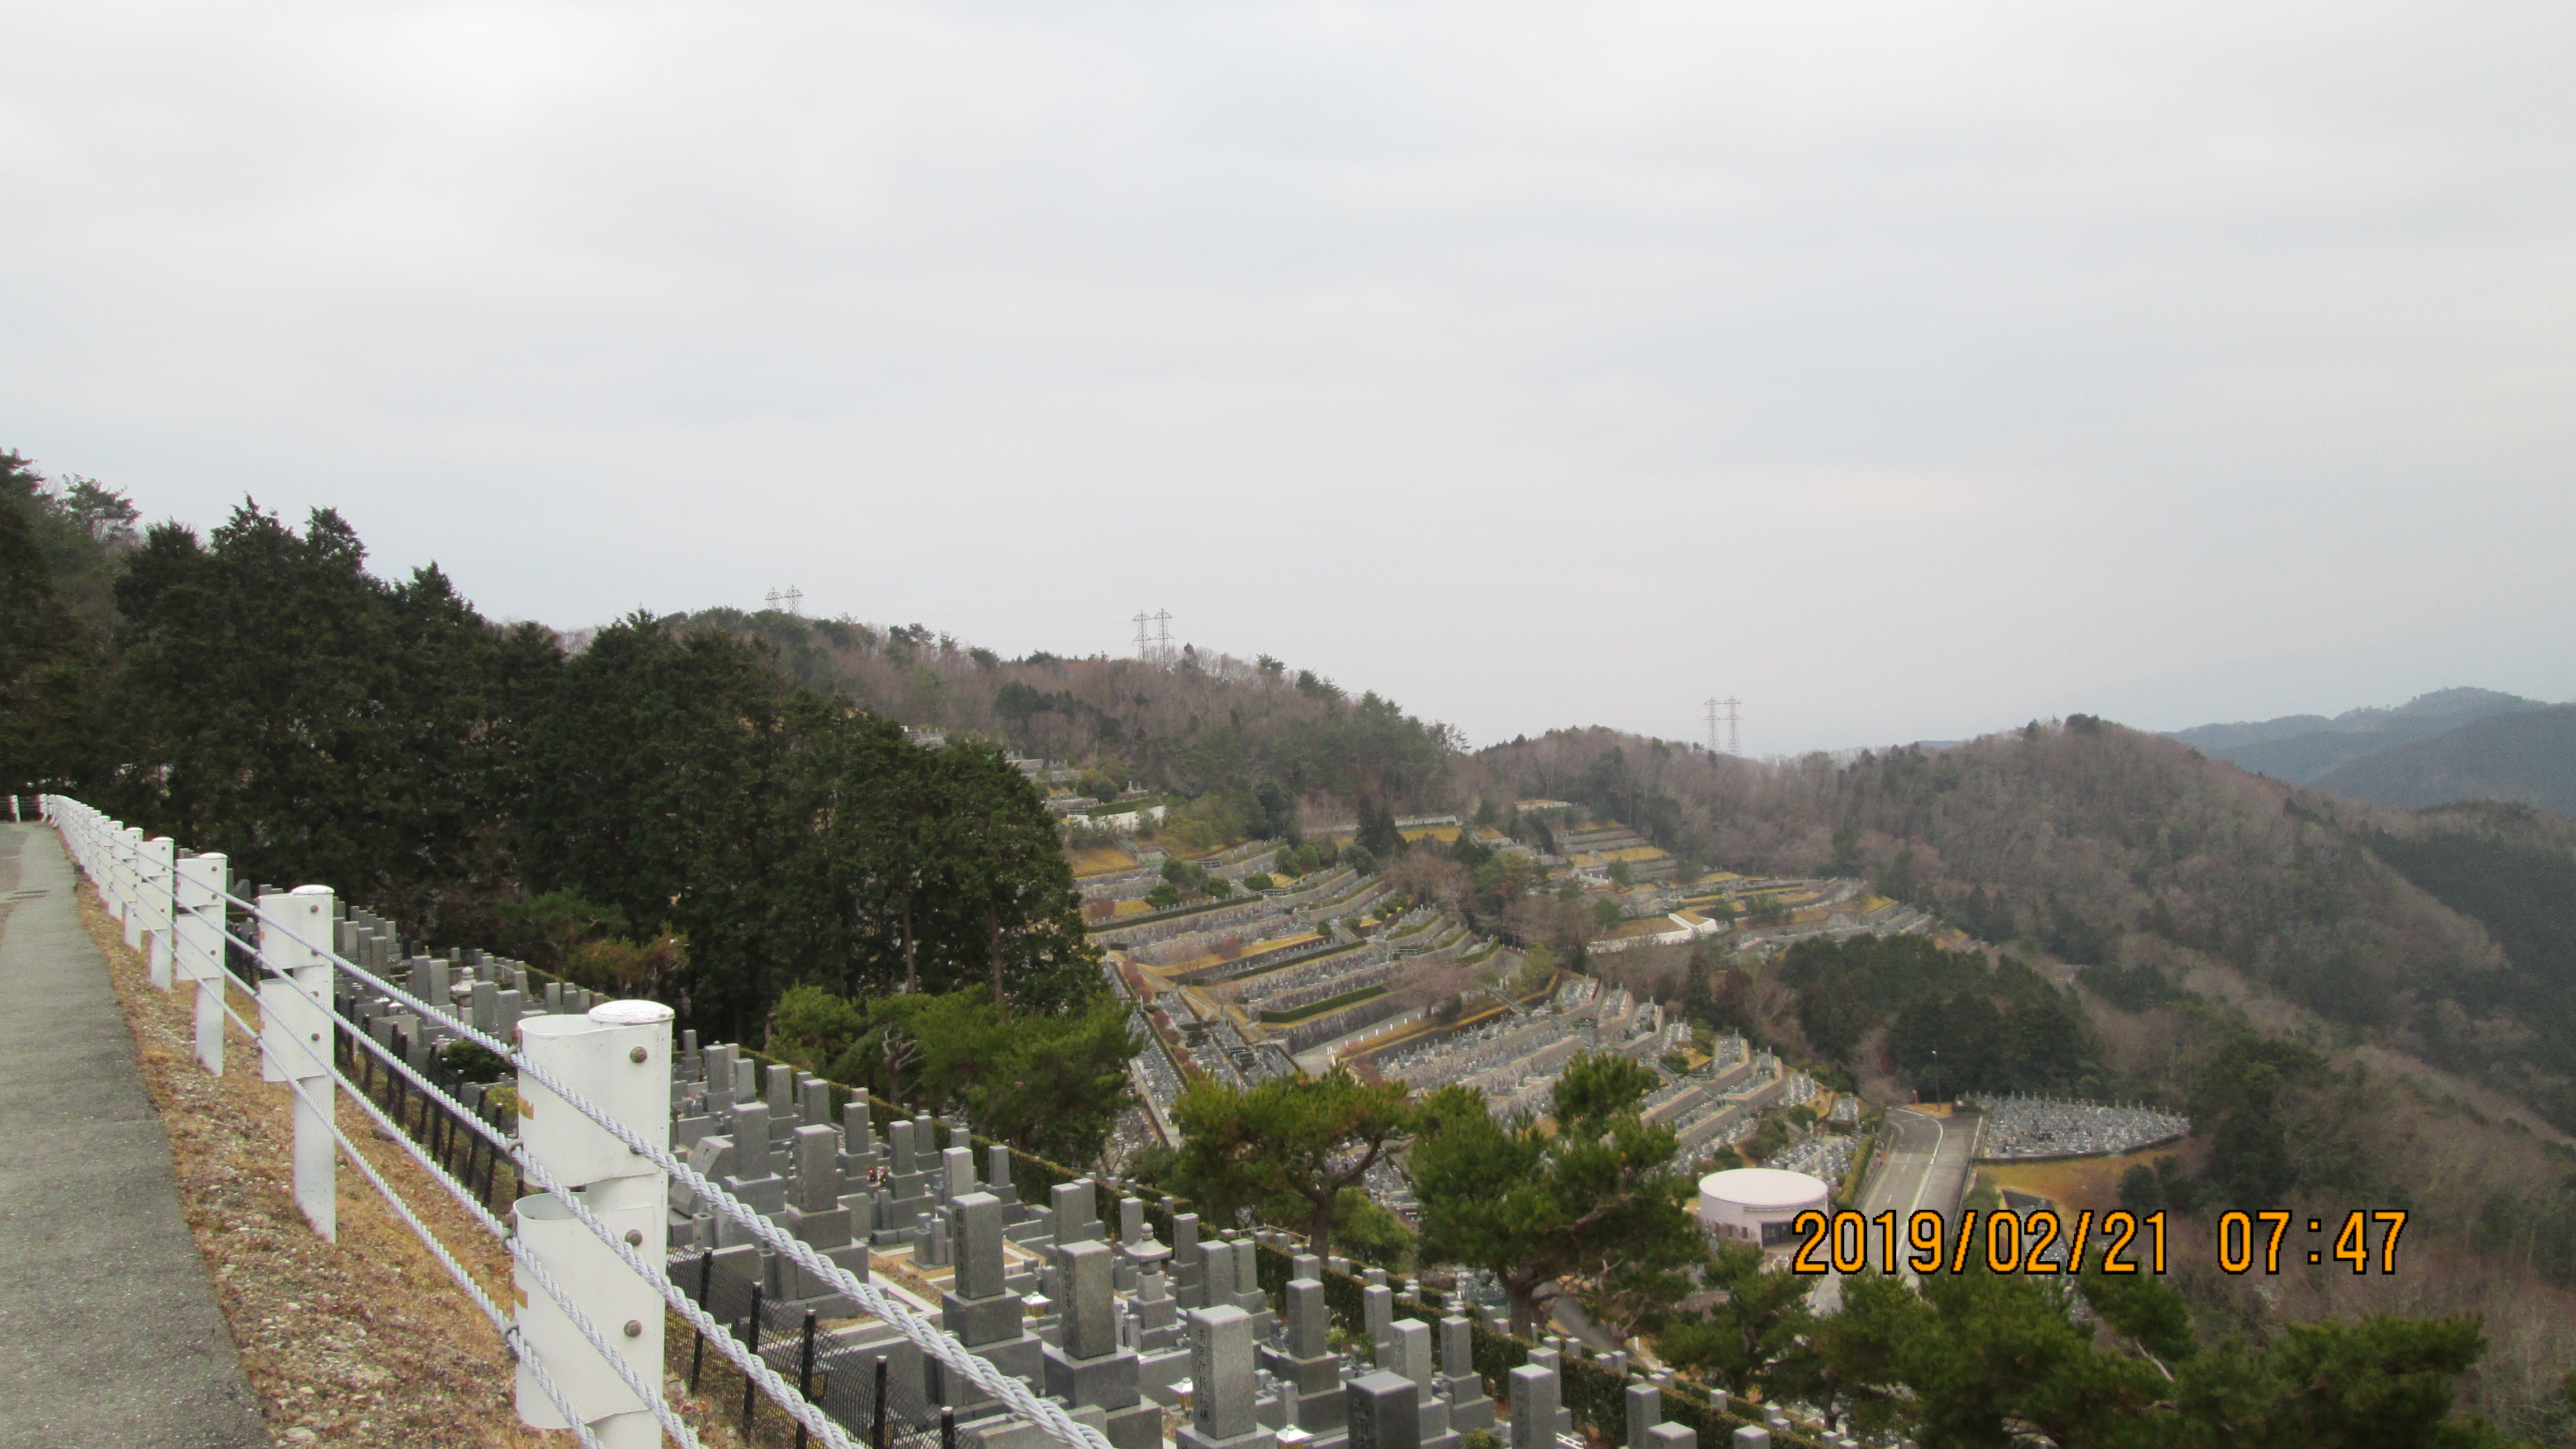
0, 823, 271, 1447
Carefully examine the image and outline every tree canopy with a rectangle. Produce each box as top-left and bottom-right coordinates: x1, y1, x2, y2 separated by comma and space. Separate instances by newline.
9, 492, 1105, 1052
1409, 1051, 1704, 1337
1172, 1067, 1412, 1258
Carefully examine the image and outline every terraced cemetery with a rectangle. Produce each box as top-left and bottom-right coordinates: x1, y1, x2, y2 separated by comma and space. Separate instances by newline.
1063, 790, 1942, 1206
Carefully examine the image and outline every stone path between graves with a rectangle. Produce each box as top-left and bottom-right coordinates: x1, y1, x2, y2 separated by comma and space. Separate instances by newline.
0, 824, 273, 1448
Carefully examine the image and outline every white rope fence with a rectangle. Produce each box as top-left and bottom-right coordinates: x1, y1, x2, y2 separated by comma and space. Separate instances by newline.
41, 794, 1109, 1449
137, 876, 613, 1447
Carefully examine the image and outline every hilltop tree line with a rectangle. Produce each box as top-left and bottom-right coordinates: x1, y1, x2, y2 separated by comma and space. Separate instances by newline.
1, 461, 1104, 1067
659, 604, 1464, 824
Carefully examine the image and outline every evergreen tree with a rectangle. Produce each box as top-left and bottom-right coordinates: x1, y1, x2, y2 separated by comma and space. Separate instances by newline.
1410, 1053, 1704, 1336
1173, 1067, 1412, 1258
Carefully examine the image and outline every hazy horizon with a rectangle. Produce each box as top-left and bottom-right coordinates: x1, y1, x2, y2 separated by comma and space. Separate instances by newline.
10, 0, 2573, 755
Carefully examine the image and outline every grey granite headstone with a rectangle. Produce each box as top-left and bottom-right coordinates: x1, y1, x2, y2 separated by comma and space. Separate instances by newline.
792, 1124, 838, 1213
1381, 1319, 1431, 1390
690, 1135, 733, 1183
1508, 1365, 1559, 1449
1184, 1305, 1261, 1444
1348, 1370, 1421, 1449
1436, 1317, 1494, 1433
730, 1101, 772, 1166
1053, 1181, 1100, 1243
1646, 1424, 1697, 1449
1364, 1285, 1395, 1347
1285, 1279, 1329, 1359
955, 1192, 1006, 1301
1436, 1317, 1472, 1378
1063, 1239, 1116, 1360
1626, 1384, 1661, 1449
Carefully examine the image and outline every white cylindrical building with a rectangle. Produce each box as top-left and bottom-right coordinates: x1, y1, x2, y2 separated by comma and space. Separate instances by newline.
1697, 1167, 1830, 1249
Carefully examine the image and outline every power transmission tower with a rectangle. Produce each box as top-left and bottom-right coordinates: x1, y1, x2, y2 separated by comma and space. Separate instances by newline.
1704, 698, 1720, 752
765, 589, 780, 612
1153, 609, 1173, 664
764, 586, 805, 617
1721, 698, 1741, 755
1132, 611, 1152, 660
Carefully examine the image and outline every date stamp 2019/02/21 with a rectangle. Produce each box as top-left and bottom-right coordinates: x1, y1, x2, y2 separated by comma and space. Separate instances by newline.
1784, 1208, 2408, 1276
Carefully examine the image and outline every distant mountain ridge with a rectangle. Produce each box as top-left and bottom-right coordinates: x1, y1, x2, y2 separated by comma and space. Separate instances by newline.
2174, 685, 2555, 768
2166, 686, 2562, 792
2314, 705, 2576, 817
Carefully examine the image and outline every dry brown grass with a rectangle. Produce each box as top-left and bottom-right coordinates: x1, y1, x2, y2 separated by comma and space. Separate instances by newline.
80, 877, 813, 1448
82, 881, 565, 1448
1067, 846, 1137, 878
1982, 1148, 2185, 1216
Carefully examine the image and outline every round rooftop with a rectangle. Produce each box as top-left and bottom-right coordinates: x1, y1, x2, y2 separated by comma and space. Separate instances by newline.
1698, 1167, 1829, 1209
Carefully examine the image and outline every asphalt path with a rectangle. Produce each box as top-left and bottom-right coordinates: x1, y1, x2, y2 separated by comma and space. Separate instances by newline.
0, 824, 272, 1448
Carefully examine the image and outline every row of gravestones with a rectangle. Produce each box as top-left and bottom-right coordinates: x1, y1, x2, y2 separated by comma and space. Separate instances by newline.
664, 1039, 1303, 1449
652, 1041, 1737, 1449
334, 905, 609, 1107
332, 955, 1871, 1449
289, 902, 1864, 1449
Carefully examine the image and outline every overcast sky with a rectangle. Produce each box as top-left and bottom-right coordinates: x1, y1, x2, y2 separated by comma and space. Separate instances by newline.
7, 1, 2572, 754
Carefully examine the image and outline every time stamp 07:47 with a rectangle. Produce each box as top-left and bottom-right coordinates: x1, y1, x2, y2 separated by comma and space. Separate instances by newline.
1783, 1208, 2409, 1277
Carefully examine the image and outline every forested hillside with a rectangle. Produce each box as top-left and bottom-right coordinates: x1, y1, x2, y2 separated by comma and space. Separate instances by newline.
662, 605, 1463, 821
1467, 726, 2576, 1426
2, 465, 1100, 1055
2315, 707, 2576, 817
1460, 722, 2576, 1133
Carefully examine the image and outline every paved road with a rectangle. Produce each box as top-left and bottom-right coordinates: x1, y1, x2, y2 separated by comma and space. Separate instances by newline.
1811, 1107, 1977, 1311
1830, 1106, 1978, 1296
0, 824, 272, 1448
1858, 1107, 1976, 1227
1550, 1294, 1623, 1355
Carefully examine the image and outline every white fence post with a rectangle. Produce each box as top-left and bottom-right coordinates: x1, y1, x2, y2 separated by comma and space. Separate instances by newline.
177, 853, 230, 1074
259, 886, 337, 1240
105, 821, 130, 925
144, 835, 178, 990
515, 1000, 673, 1449
120, 826, 146, 945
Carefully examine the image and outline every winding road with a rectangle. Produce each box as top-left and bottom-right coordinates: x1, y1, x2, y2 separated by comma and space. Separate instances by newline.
1861, 1107, 1977, 1227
